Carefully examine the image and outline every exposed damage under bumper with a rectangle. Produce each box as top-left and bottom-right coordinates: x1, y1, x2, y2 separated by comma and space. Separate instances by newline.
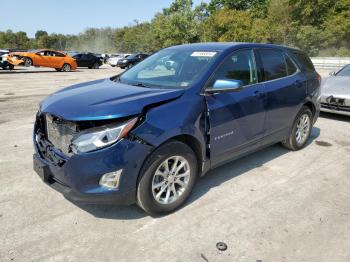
33, 112, 154, 205
320, 95, 350, 116
7, 55, 24, 66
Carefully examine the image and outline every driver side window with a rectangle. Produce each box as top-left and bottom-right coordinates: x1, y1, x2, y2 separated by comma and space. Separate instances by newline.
210, 49, 257, 88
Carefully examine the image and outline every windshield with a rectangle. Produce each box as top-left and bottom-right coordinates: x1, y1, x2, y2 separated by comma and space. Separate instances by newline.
118, 49, 218, 89
336, 65, 350, 77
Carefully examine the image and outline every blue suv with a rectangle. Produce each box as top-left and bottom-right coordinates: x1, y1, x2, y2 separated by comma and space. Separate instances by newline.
33, 43, 321, 215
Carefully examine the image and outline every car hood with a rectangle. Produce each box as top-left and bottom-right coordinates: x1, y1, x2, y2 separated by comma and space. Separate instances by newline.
40, 78, 184, 121
322, 76, 350, 98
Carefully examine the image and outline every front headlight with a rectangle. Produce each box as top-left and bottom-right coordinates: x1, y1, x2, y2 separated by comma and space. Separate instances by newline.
71, 117, 138, 154
122, 59, 128, 63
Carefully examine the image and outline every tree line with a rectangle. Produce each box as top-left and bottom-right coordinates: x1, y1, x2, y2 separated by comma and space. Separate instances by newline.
0, 0, 349, 56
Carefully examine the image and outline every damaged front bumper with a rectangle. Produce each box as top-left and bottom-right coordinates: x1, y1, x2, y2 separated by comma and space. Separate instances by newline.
320, 95, 350, 116
7, 55, 24, 66
33, 124, 154, 205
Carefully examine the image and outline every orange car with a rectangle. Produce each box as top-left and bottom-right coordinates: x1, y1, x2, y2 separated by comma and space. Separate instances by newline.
7, 49, 77, 71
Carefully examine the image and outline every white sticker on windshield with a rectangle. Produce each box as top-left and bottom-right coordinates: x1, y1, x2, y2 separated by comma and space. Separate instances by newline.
191, 51, 217, 57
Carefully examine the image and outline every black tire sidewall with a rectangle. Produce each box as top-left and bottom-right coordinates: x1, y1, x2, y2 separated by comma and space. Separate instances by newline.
62, 64, 71, 72
137, 141, 198, 215
290, 107, 313, 150
24, 58, 32, 67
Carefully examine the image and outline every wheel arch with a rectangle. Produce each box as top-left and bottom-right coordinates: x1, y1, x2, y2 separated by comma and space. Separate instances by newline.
135, 134, 204, 188
303, 100, 316, 117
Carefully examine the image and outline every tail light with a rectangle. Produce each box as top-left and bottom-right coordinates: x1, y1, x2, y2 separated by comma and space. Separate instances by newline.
316, 73, 322, 84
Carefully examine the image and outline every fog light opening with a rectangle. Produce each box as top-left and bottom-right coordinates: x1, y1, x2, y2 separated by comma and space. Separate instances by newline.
99, 170, 122, 189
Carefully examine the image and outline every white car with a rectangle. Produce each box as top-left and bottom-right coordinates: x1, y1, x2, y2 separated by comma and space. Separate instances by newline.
108, 54, 132, 67
0, 49, 13, 70
321, 64, 350, 116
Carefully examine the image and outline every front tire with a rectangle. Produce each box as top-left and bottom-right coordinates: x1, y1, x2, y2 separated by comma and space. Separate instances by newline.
61, 63, 71, 72
137, 140, 198, 216
92, 62, 99, 69
282, 106, 313, 150
23, 57, 32, 67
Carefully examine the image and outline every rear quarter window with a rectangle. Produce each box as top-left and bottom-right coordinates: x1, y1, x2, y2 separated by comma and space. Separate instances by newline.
291, 52, 315, 73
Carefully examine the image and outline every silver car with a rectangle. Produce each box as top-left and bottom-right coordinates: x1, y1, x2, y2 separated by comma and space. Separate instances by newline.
320, 64, 350, 116
107, 54, 132, 67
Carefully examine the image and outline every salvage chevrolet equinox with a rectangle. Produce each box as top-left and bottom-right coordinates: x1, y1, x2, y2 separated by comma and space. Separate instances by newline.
33, 43, 321, 215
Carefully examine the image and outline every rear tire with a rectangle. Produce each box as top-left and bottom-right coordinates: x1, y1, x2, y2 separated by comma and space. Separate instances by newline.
61, 63, 71, 72
282, 106, 313, 151
137, 140, 198, 216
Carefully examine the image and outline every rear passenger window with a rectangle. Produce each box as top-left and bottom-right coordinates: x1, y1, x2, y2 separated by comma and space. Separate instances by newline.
285, 55, 298, 75
259, 49, 287, 81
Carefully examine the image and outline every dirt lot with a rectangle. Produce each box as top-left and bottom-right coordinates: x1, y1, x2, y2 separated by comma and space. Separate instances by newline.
0, 66, 349, 262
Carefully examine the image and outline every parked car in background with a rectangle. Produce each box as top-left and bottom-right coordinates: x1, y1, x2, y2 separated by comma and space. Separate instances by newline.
321, 64, 350, 116
72, 53, 103, 69
66, 51, 79, 57
117, 53, 148, 69
33, 43, 320, 215
107, 54, 131, 67
0, 49, 14, 70
7, 49, 77, 72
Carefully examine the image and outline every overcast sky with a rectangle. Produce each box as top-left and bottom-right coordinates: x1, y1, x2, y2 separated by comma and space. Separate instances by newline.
1, 0, 208, 37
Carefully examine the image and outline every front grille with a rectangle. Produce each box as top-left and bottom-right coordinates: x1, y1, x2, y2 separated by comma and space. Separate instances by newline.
321, 103, 350, 112
45, 114, 77, 155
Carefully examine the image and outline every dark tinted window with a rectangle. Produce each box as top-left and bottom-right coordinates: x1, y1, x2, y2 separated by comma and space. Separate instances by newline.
292, 52, 315, 72
209, 49, 257, 87
285, 54, 298, 75
259, 49, 287, 81
52, 51, 64, 57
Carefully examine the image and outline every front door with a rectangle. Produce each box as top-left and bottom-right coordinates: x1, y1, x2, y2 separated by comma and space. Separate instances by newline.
205, 49, 266, 166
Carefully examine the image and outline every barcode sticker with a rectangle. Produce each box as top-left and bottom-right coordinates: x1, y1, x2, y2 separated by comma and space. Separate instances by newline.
191, 52, 217, 57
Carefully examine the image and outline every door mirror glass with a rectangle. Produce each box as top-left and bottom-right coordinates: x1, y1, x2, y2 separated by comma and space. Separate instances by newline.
206, 79, 243, 94
213, 79, 243, 90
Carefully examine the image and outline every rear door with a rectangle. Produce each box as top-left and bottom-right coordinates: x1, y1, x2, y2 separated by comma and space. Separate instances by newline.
257, 49, 305, 135
205, 49, 267, 166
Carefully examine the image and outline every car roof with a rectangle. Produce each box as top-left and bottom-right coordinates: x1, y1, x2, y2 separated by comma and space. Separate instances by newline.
165, 42, 301, 52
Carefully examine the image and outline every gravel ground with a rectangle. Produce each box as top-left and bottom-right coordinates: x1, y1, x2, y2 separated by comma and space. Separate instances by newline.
0, 66, 349, 262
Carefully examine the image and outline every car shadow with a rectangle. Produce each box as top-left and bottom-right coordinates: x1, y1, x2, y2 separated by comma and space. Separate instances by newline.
73, 127, 320, 220
0, 70, 60, 74
319, 112, 350, 123
75, 202, 147, 220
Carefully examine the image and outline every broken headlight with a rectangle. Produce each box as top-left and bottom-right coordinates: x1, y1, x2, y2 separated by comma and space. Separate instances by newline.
71, 117, 138, 154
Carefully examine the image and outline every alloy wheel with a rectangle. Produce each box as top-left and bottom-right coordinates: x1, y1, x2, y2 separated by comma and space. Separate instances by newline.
295, 113, 310, 145
152, 156, 191, 205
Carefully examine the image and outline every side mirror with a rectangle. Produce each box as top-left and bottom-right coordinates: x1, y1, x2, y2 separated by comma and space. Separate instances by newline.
329, 71, 336, 76
205, 79, 243, 94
